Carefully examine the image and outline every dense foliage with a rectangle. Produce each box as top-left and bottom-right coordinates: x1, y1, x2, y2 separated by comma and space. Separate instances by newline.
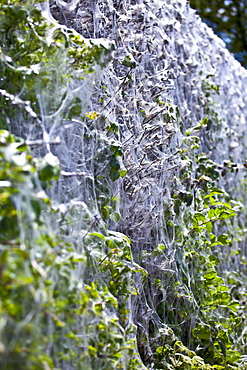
0, 1, 247, 370
189, 0, 247, 68
0, 2, 137, 369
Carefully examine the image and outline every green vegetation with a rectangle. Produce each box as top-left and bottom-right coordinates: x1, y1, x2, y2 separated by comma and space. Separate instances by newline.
0, 2, 137, 369
137, 108, 247, 368
0, 1, 247, 369
189, 0, 247, 68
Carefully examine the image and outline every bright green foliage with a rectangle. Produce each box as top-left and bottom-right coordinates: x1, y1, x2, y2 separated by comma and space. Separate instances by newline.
0, 130, 64, 369
0, 0, 113, 130
0, 1, 139, 369
189, 0, 247, 67
136, 75, 247, 369
167, 95, 246, 367
88, 231, 147, 326
0, 130, 144, 369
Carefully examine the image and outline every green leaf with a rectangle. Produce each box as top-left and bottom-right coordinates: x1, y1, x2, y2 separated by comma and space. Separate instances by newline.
204, 269, 217, 280
109, 157, 120, 181
119, 169, 127, 178
217, 234, 230, 244
110, 212, 121, 223
226, 349, 241, 364
121, 54, 136, 68
209, 255, 220, 266
192, 323, 211, 340
90, 232, 106, 241
227, 300, 240, 312
108, 230, 131, 244
205, 221, 212, 233
193, 212, 206, 224
204, 189, 224, 198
